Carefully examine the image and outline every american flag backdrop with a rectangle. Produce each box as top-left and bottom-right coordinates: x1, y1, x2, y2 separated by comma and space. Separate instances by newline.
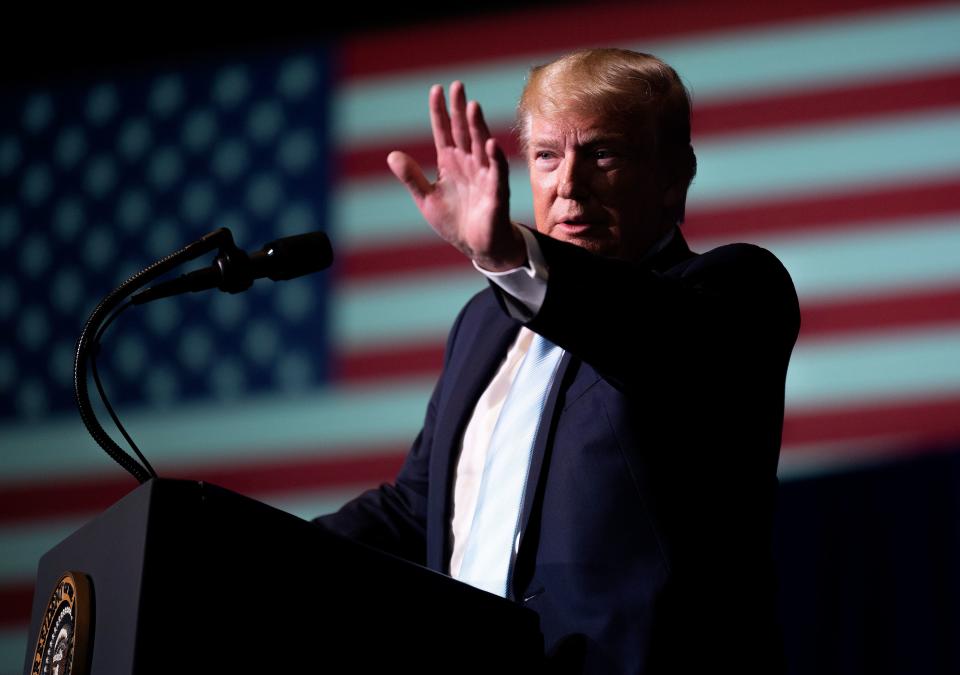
2, 0, 960, 671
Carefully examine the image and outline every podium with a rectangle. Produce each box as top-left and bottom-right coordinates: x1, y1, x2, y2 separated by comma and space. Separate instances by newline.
25, 479, 544, 674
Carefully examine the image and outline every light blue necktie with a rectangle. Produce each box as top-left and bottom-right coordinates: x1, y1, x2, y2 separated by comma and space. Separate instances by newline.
457, 332, 564, 597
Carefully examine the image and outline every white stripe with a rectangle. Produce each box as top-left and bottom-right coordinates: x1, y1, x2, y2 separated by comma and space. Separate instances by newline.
689, 109, 960, 207
334, 4, 960, 146
0, 380, 434, 482
334, 61, 528, 151
656, 4, 960, 99
332, 109, 960, 249
0, 517, 88, 585
0, 628, 27, 675
331, 270, 485, 348
786, 325, 960, 409
331, 161, 535, 250
691, 213, 960, 303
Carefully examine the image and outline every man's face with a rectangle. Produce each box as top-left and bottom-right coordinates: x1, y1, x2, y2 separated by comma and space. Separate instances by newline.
526, 111, 672, 261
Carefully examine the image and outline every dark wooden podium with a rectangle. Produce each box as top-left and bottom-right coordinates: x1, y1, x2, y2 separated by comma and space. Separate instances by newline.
25, 479, 543, 674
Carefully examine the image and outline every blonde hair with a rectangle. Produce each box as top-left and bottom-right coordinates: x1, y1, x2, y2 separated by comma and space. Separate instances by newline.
516, 48, 697, 222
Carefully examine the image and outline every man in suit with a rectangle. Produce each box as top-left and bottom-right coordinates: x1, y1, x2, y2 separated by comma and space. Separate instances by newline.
317, 49, 800, 674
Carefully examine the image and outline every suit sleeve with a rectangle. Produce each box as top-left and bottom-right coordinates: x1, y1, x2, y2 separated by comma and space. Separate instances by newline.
507, 230, 800, 389
312, 298, 470, 566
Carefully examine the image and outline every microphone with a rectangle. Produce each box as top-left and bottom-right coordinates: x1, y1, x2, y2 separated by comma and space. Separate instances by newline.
132, 231, 333, 305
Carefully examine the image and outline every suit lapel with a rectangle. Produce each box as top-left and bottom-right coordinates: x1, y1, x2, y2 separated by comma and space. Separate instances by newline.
427, 291, 520, 572
508, 347, 574, 596
508, 228, 696, 596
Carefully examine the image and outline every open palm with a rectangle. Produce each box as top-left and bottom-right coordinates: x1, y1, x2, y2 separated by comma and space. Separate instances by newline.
387, 81, 524, 271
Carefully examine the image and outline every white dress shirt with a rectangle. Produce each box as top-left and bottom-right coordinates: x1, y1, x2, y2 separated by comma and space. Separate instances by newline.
449, 226, 549, 580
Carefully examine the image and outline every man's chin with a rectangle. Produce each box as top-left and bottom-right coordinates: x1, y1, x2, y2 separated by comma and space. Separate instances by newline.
551, 230, 617, 257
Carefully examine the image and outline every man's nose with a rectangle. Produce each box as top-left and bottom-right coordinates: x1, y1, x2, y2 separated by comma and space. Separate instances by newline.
557, 155, 589, 200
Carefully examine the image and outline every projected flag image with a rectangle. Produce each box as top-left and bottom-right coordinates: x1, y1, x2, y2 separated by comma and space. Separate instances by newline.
1, 1, 959, 672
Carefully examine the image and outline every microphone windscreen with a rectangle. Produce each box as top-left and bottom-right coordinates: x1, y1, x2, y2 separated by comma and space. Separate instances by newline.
260, 232, 334, 281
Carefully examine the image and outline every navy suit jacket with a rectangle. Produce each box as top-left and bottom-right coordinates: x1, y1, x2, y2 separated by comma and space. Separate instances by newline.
317, 229, 800, 674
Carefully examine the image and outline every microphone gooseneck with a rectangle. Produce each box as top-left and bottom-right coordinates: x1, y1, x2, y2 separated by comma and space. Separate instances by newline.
75, 228, 235, 483
75, 228, 334, 484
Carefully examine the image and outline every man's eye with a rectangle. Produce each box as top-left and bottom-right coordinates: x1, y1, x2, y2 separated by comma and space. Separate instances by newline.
535, 151, 554, 160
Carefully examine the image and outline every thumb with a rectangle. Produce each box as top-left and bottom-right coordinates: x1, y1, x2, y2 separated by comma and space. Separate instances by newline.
387, 151, 432, 201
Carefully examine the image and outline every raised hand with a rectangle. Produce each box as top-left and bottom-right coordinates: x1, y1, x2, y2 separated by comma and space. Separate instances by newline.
387, 81, 526, 272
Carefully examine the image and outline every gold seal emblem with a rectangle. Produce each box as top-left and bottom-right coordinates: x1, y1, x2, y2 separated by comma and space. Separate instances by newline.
31, 572, 92, 675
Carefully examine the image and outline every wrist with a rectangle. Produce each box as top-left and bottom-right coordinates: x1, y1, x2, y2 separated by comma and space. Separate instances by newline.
473, 224, 527, 272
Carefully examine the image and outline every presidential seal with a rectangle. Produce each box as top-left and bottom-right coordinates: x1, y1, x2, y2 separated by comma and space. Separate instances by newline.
31, 572, 92, 675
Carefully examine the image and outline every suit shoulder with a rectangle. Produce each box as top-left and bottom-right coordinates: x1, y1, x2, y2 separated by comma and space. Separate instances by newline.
674, 242, 799, 335
686, 241, 782, 268
679, 242, 794, 293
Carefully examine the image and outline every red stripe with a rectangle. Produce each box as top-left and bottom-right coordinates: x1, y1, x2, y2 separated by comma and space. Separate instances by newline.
0, 583, 32, 628
338, 243, 473, 281
337, 177, 960, 282
685, 175, 960, 242
0, 449, 407, 527
338, 130, 519, 182
334, 342, 445, 383
799, 285, 960, 339
338, 72, 960, 181
339, 0, 929, 79
783, 394, 960, 448
692, 70, 960, 137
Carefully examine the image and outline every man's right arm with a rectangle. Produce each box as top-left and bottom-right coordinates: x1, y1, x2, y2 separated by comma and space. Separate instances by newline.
312, 415, 433, 566
524, 229, 801, 389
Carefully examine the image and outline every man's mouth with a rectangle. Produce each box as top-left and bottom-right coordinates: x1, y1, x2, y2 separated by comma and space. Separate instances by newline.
556, 218, 599, 234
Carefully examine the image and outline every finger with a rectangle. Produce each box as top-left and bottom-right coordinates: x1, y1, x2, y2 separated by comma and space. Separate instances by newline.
468, 100, 491, 166
487, 138, 510, 201
449, 80, 472, 153
387, 150, 432, 201
429, 84, 454, 150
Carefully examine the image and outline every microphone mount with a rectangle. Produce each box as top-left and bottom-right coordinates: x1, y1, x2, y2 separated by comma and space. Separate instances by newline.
131, 231, 333, 305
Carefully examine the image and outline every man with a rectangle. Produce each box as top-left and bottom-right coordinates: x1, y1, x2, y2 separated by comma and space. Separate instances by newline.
317, 49, 800, 674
